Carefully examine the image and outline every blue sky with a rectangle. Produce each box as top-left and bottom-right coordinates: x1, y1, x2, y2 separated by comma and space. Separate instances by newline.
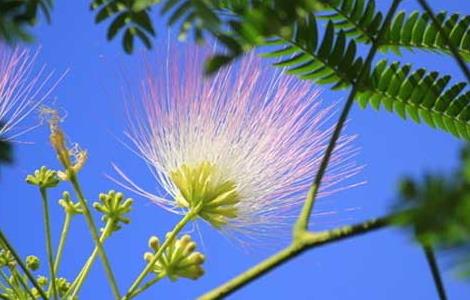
1, 0, 469, 299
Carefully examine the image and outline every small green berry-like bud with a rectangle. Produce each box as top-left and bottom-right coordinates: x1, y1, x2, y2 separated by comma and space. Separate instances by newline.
55, 277, 72, 297
145, 234, 205, 281
93, 190, 133, 232
26, 255, 40, 271
26, 166, 60, 189
143, 252, 154, 262
37, 276, 48, 286
148, 236, 159, 251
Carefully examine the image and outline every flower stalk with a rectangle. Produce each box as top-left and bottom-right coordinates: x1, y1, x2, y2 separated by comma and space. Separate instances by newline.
54, 191, 82, 275
68, 220, 115, 298
39, 187, 58, 300
127, 273, 165, 299
53, 212, 72, 274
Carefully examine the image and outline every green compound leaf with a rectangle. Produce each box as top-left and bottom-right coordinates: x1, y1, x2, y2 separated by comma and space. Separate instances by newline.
318, 0, 470, 61
262, 14, 470, 140
357, 60, 470, 139
261, 15, 363, 91
0, 0, 53, 42
396, 145, 470, 279
90, 0, 155, 53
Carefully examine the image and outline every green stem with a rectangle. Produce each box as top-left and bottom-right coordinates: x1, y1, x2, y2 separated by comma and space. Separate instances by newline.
0, 269, 20, 299
422, 245, 447, 300
127, 273, 165, 299
199, 215, 393, 300
11, 269, 36, 300
295, 0, 403, 231
0, 293, 8, 300
68, 221, 114, 298
416, 0, 470, 83
123, 210, 198, 299
40, 188, 58, 300
0, 230, 47, 300
68, 172, 121, 299
53, 212, 72, 274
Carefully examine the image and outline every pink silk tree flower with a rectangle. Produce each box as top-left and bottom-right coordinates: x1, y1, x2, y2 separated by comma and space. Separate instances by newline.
0, 45, 61, 141
116, 46, 362, 238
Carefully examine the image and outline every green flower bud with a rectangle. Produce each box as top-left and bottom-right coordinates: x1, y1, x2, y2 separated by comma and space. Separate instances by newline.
26, 255, 40, 271
55, 277, 72, 297
148, 236, 159, 251
0, 249, 15, 268
93, 190, 133, 232
58, 191, 83, 215
145, 234, 205, 281
26, 166, 60, 189
143, 252, 154, 262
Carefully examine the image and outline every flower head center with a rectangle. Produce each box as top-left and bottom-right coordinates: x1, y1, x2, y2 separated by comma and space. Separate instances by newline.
170, 161, 240, 228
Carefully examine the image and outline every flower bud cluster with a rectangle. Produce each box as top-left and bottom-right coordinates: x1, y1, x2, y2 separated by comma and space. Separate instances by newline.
58, 191, 83, 215
144, 234, 205, 281
0, 249, 15, 268
93, 190, 133, 232
26, 166, 60, 189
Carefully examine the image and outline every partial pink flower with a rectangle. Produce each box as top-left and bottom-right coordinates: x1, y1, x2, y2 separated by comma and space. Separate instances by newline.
116, 46, 362, 238
0, 45, 62, 140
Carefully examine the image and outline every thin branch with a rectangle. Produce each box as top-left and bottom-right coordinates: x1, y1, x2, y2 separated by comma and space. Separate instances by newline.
0, 230, 47, 300
199, 215, 394, 300
295, 0, 403, 229
416, 0, 470, 83
422, 245, 448, 300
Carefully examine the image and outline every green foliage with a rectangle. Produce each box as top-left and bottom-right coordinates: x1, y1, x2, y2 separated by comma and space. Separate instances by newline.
357, 60, 470, 139
318, 0, 470, 60
318, 0, 382, 43
0, 0, 53, 42
89, 0, 322, 67
261, 15, 363, 90
397, 144, 470, 278
90, 0, 156, 53
87, 0, 470, 142
261, 13, 470, 140
0, 139, 12, 165
0, 123, 13, 171
381, 11, 470, 60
